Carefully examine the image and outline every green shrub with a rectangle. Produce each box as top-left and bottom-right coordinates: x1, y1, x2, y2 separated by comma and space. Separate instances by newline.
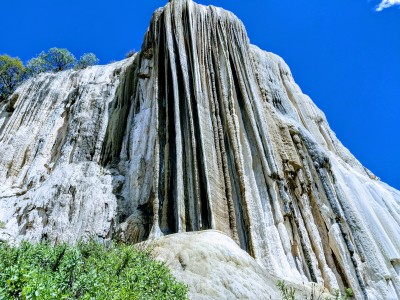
277, 280, 296, 300
125, 50, 137, 58
75, 53, 99, 69
0, 241, 188, 300
26, 48, 76, 76
333, 288, 354, 300
0, 55, 26, 101
0, 221, 5, 229
277, 280, 354, 300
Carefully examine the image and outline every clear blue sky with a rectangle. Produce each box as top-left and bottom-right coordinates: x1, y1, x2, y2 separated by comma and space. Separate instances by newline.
1, 0, 399, 189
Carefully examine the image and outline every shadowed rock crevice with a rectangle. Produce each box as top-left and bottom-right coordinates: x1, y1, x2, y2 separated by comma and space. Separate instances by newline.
101, 58, 139, 166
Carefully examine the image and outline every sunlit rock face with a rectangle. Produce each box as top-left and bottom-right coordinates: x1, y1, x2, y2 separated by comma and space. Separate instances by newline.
151, 230, 281, 300
0, 59, 133, 243
0, 0, 399, 299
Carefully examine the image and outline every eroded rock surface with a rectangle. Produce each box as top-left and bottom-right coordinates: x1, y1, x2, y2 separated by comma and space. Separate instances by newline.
151, 230, 279, 300
0, 59, 133, 243
0, 0, 399, 299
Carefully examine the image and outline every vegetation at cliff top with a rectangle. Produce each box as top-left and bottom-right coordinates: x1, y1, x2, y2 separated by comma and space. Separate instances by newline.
0, 55, 25, 102
125, 49, 137, 58
26, 48, 99, 76
0, 241, 188, 300
75, 53, 100, 70
0, 48, 99, 102
26, 48, 76, 75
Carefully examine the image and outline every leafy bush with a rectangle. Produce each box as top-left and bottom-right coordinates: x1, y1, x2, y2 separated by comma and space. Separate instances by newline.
0, 55, 26, 101
0, 48, 99, 101
75, 53, 99, 69
0, 241, 188, 300
25, 52, 48, 76
27, 48, 76, 75
333, 288, 354, 300
277, 280, 354, 300
46, 48, 76, 71
0, 221, 5, 229
125, 50, 137, 58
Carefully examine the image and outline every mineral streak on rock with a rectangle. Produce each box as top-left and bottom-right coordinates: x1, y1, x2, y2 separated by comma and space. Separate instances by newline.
0, 0, 399, 299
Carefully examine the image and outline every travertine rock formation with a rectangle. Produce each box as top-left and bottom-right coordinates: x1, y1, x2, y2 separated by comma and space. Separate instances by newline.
151, 230, 280, 300
0, 0, 399, 299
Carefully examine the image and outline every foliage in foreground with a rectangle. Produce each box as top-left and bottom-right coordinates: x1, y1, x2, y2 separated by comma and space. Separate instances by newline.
277, 280, 354, 300
0, 241, 188, 300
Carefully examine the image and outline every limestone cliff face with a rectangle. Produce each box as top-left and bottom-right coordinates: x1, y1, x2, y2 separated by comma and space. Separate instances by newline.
0, 0, 399, 299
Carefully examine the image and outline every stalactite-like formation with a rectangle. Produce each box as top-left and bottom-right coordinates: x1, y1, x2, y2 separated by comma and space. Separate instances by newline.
101, 1, 400, 298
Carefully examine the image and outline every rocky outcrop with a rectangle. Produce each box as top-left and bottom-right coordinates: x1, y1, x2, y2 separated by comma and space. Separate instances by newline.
0, 0, 399, 299
151, 230, 280, 300
0, 59, 132, 243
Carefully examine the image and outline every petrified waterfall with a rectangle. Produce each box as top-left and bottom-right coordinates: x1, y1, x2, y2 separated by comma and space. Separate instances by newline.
0, 0, 399, 299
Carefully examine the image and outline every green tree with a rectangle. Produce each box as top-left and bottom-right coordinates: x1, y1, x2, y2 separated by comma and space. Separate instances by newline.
26, 52, 48, 76
46, 47, 76, 71
26, 48, 76, 75
75, 53, 99, 69
0, 55, 25, 101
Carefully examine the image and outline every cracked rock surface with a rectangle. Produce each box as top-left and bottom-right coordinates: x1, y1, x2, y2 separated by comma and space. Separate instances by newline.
0, 0, 399, 299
